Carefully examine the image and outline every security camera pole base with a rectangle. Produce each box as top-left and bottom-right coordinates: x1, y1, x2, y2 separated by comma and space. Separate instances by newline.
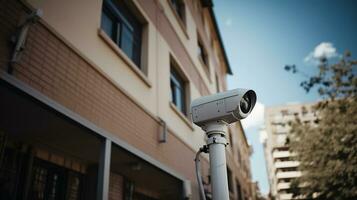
203, 121, 229, 200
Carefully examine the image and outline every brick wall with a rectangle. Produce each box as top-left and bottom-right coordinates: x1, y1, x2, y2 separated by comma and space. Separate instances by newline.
0, 1, 209, 199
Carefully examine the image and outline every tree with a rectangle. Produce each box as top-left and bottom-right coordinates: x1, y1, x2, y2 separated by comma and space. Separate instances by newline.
284, 51, 357, 200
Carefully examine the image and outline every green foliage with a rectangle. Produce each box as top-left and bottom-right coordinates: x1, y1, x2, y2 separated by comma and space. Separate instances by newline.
284, 51, 357, 200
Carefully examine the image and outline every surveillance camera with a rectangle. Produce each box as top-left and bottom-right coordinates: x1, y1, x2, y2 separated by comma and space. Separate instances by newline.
191, 88, 256, 127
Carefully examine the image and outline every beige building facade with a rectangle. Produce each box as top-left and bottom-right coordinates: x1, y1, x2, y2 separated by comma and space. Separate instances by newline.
261, 103, 316, 200
0, 0, 255, 199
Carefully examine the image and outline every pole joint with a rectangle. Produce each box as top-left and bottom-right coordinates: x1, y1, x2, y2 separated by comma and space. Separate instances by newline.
207, 136, 228, 147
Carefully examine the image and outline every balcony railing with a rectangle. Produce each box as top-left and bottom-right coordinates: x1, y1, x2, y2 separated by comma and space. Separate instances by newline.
277, 182, 290, 190
272, 150, 291, 158
279, 193, 293, 200
276, 171, 301, 179
275, 161, 299, 168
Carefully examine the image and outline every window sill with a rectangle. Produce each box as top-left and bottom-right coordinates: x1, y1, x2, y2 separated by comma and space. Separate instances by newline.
169, 102, 194, 130
167, 1, 190, 39
98, 29, 152, 88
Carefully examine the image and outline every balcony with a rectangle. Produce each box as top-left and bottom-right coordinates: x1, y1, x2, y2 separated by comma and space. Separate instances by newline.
279, 193, 293, 200
272, 150, 291, 158
275, 161, 299, 168
277, 182, 290, 190
276, 171, 301, 179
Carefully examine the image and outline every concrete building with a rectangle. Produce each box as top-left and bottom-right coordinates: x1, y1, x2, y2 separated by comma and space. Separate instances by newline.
0, 0, 254, 199
261, 103, 316, 200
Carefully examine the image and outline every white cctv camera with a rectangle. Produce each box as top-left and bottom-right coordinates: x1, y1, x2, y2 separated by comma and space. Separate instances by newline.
190, 88, 256, 127
191, 88, 256, 200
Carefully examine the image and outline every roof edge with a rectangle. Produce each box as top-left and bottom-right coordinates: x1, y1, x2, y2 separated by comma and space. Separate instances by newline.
202, 0, 233, 75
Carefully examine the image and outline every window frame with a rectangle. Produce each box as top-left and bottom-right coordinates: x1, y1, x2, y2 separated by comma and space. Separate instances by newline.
101, 0, 143, 68
169, 0, 186, 24
168, 56, 193, 130
30, 158, 84, 200
167, 0, 189, 38
170, 64, 187, 116
99, 0, 152, 87
198, 40, 208, 66
197, 33, 210, 76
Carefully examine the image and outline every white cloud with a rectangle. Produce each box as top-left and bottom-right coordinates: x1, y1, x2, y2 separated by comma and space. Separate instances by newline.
241, 101, 265, 130
304, 42, 339, 64
225, 18, 233, 26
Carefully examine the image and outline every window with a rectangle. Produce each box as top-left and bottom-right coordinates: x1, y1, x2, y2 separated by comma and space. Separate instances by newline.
30, 159, 83, 200
101, 0, 142, 67
198, 39, 208, 66
170, 64, 187, 115
194, 0, 205, 25
170, 0, 185, 22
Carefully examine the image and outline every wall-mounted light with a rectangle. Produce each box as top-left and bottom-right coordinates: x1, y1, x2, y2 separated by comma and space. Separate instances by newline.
158, 117, 167, 143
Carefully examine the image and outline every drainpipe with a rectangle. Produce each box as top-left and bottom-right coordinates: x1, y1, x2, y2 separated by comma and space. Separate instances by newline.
8, 9, 43, 74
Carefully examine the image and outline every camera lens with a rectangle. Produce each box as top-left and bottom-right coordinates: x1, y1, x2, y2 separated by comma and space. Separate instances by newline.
240, 93, 251, 114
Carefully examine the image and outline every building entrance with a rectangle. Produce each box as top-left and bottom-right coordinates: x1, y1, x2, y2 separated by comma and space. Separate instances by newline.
0, 77, 184, 200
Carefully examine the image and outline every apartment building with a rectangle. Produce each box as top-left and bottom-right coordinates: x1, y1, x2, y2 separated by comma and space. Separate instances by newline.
260, 103, 316, 200
226, 123, 255, 200
0, 0, 255, 199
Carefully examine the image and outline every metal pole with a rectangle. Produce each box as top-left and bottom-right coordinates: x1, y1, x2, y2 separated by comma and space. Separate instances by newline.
204, 122, 229, 200
97, 138, 112, 200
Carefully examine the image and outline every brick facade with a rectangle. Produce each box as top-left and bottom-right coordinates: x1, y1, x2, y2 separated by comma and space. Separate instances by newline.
137, 0, 211, 95
0, 0, 209, 199
0, 0, 254, 199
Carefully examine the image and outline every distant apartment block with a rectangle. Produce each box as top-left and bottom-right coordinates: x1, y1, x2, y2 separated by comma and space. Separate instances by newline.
0, 0, 256, 199
260, 103, 316, 200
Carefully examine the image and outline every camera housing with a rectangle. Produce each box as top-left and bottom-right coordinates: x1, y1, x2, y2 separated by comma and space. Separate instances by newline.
190, 88, 256, 127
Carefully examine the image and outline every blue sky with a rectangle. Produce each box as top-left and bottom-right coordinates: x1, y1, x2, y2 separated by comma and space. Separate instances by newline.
213, 0, 357, 195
